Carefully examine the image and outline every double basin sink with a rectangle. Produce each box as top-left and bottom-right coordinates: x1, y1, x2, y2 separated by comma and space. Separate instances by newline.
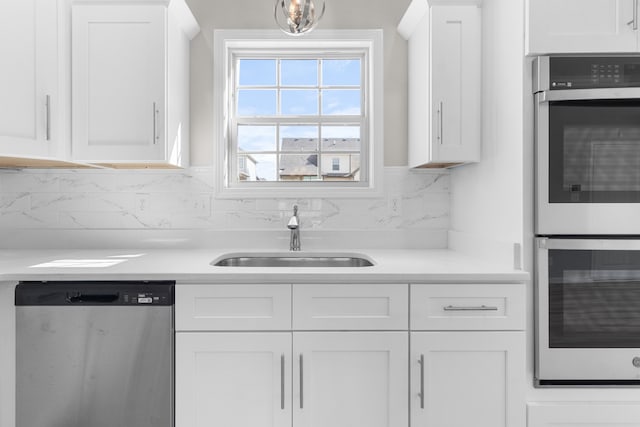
211, 252, 374, 268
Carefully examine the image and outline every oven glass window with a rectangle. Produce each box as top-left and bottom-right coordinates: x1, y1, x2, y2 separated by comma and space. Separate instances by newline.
549, 100, 640, 203
549, 249, 640, 348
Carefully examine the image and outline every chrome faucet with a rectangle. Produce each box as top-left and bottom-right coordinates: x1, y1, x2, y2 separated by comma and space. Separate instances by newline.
287, 205, 301, 251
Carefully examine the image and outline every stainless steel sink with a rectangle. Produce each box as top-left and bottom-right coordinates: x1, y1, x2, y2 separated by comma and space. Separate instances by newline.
211, 252, 374, 267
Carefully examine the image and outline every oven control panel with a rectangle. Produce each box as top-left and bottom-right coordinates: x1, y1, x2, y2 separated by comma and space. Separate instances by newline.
549, 56, 640, 89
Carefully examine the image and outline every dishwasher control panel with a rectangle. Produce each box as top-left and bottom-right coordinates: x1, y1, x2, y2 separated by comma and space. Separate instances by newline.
15, 281, 175, 306
126, 292, 170, 305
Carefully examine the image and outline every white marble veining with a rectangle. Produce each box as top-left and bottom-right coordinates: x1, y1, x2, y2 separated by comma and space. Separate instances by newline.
0, 167, 450, 248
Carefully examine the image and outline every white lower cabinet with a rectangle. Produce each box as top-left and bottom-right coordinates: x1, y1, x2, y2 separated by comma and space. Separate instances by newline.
175, 283, 409, 427
175, 282, 526, 427
528, 402, 640, 426
176, 332, 292, 427
411, 331, 525, 427
293, 332, 408, 427
410, 283, 526, 427
176, 331, 408, 427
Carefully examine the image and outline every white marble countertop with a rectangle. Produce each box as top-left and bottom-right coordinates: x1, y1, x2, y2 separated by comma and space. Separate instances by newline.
0, 248, 529, 283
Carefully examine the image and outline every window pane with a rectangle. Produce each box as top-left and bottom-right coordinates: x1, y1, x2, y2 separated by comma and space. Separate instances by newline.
279, 154, 319, 181
238, 90, 277, 116
322, 138, 361, 153
281, 60, 318, 86
321, 153, 360, 181
238, 59, 276, 86
281, 90, 319, 115
250, 154, 278, 181
322, 125, 360, 151
322, 89, 361, 115
281, 125, 318, 151
238, 125, 276, 151
322, 59, 361, 86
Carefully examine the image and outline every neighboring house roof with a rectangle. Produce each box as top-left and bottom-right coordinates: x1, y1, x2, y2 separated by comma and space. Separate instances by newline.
321, 138, 361, 151
279, 137, 360, 177
279, 154, 318, 176
280, 138, 361, 152
281, 138, 318, 151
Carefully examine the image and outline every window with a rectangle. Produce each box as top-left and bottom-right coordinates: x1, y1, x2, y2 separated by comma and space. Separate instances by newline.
214, 30, 383, 198
234, 57, 362, 183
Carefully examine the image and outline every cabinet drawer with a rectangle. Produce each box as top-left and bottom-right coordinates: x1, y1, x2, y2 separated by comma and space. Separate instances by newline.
293, 284, 408, 330
410, 284, 525, 331
175, 284, 291, 331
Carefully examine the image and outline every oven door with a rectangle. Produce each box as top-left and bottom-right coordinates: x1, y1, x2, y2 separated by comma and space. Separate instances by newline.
536, 238, 640, 385
536, 88, 640, 235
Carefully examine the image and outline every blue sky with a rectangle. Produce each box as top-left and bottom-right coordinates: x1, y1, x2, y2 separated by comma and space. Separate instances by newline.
237, 58, 361, 116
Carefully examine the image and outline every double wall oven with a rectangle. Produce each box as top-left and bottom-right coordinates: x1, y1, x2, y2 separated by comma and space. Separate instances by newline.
534, 55, 640, 386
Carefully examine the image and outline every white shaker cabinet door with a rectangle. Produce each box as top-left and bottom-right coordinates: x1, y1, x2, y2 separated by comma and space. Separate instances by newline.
72, 4, 166, 163
0, 0, 59, 158
527, 0, 638, 54
429, 5, 481, 164
411, 331, 525, 427
293, 332, 408, 427
176, 332, 292, 427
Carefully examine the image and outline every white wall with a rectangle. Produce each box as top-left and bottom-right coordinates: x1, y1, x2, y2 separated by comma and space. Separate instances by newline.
185, 0, 411, 167
449, 0, 525, 268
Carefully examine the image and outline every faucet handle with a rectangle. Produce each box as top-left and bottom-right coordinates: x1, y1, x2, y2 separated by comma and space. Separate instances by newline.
287, 205, 299, 229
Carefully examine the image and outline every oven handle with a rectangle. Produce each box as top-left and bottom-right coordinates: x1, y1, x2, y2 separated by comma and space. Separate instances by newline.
538, 237, 640, 251
538, 87, 640, 102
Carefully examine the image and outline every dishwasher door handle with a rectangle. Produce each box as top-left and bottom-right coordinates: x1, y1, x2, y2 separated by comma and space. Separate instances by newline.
66, 293, 120, 303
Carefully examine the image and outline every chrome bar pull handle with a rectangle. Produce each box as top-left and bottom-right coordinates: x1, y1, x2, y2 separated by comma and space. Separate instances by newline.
418, 354, 425, 409
280, 353, 285, 410
153, 102, 159, 144
443, 305, 499, 311
299, 353, 304, 409
45, 95, 51, 141
437, 101, 444, 144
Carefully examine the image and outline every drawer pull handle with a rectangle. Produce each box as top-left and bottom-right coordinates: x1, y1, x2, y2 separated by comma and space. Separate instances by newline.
443, 305, 498, 311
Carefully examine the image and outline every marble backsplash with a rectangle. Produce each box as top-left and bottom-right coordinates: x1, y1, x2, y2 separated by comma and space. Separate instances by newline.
0, 167, 449, 249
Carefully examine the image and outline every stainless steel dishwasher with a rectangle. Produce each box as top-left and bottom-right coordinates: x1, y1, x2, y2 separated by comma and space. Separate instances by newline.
15, 281, 175, 427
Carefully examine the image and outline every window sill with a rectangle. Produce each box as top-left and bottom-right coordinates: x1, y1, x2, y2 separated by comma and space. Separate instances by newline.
215, 183, 383, 199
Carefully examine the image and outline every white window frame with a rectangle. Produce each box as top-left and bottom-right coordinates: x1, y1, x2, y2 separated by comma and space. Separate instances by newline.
213, 29, 384, 199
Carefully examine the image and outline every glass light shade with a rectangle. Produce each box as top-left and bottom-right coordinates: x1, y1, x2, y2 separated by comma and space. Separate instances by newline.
274, 0, 325, 36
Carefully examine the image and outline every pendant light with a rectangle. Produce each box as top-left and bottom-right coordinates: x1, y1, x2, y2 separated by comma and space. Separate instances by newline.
274, 0, 326, 36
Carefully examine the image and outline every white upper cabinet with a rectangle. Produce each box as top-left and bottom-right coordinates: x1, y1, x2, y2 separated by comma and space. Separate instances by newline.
0, 0, 62, 160
71, 0, 199, 167
398, 0, 482, 168
527, 0, 639, 54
